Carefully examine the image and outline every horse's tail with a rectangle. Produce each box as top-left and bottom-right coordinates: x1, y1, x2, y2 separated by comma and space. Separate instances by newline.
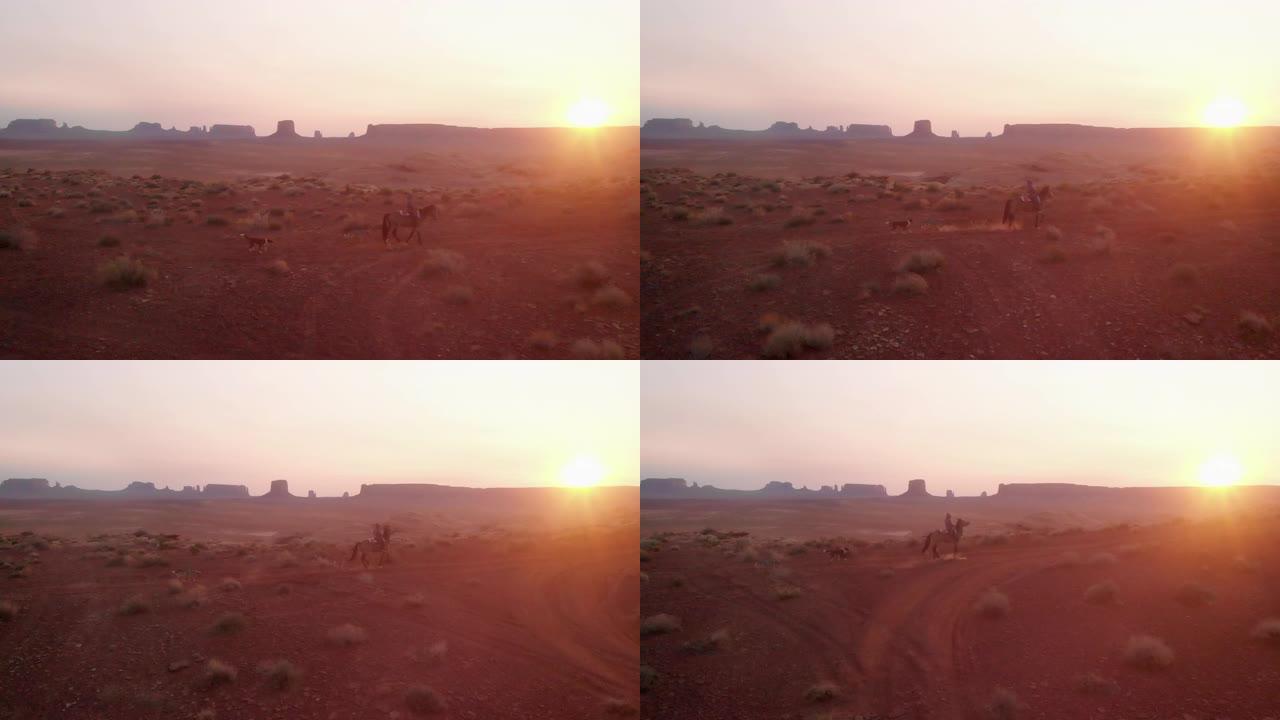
921, 532, 932, 554
349, 542, 360, 562
1002, 198, 1014, 225
381, 214, 391, 243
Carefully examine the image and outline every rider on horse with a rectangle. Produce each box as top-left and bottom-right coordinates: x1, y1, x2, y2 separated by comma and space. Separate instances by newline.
944, 512, 955, 540
1022, 179, 1042, 211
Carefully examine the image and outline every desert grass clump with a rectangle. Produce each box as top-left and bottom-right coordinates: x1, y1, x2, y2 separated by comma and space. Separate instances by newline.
693, 207, 733, 226
986, 687, 1022, 720
257, 659, 301, 691
1251, 618, 1280, 645
528, 330, 557, 350
974, 588, 1010, 618
1038, 245, 1067, 264
204, 214, 229, 227
1073, 672, 1119, 696
442, 285, 473, 305
640, 613, 681, 637
98, 257, 155, 289
98, 234, 120, 247
166, 578, 184, 595
783, 208, 816, 228
572, 260, 610, 290
219, 577, 242, 592
0, 600, 17, 621
592, 285, 631, 308
179, 585, 209, 608
640, 665, 658, 694
772, 239, 831, 267
1084, 581, 1119, 605
0, 226, 37, 250
748, 273, 781, 291
1123, 635, 1174, 670
690, 334, 714, 359
1174, 582, 1215, 608
421, 249, 465, 276
1237, 311, 1272, 341
774, 584, 803, 600
266, 259, 290, 276
762, 321, 834, 359
897, 248, 945, 274
327, 623, 368, 646
404, 685, 447, 715
201, 659, 238, 688
681, 629, 730, 654
803, 682, 839, 703
211, 612, 247, 635
891, 272, 929, 296
118, 595, 151, 616
1044, 225, 1063, 241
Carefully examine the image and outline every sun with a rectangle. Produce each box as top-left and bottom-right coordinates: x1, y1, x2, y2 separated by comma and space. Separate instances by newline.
567, 97, 610, 128
559, 455, 606, 488
1202, 97, 1247, 128
1198, 454, 1243, 488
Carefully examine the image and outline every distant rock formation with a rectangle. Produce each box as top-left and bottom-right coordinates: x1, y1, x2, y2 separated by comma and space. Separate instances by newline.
0, 478, 52, 497
122, 481, 158, 494
342, 491, 350, 498
984, 131, 993, 139
906, 119, 936, 138
640, 477, 888, 499
262, 479, 294, 499
269, 120, 300, 140
980, 490, 989, 497
202, 483, 250, 498
4, 118, 58, 136
950, 130, 959, 139
946, 489, 956, 498
641, 117, 892, 141
313, 130, 322, 139
347, 131, 356, 139
901, 478, 932, 497
209, 124, 255, 139
307, 490, 317, 498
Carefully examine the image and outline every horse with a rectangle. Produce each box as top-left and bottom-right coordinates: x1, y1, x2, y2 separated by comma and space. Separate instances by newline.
1002, 185, 1053, 229
381, 204, 437, 247
921, 518, 969, 559
825, 545, 851, 560
349, 524, 395, 569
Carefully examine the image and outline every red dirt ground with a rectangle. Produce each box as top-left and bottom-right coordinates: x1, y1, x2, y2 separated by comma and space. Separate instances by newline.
641, 141, 1280, 359
0, 497, 639, 719
0, 137, 637, 358
640, 514, 1280, 720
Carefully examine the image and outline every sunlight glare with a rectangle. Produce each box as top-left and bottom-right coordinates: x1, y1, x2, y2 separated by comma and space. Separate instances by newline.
1202, 97, 1247, 128
1198, 454, 1243, 488
560, 454, 606, 488
567, 97, 610, 128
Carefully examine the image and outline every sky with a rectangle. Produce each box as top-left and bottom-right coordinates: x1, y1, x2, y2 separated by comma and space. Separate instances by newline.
642, 361, 1280, 495
642, 0, 1280, 136
0, 361, 639, 495
0, 0, 638, 136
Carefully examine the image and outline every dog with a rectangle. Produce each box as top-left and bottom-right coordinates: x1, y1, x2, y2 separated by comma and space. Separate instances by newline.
242, 234, 272, 252
825, 545, 851, 560
886, 219, 912, 231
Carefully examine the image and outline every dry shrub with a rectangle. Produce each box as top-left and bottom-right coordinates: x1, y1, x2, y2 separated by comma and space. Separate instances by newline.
572, 260, 610, 289
640, 665, 658, 694
201, 659, 237, 688
211, 612, 246, 635
166, 578, 184, 595
442, 285, 474, 305
1084, 581, 1119, 605
1251, 618, 1280, 645
1168, 263, 1200, 285
327, 623, 367, 646
986, 687, 1022, 720
896, 249, 945, 274
748, 273, 781, 291
783, 208, 816, 228
1073, 672, 1118, 696
220, 577, 241, 591
681, 629, 730, 654
689, 335, 714, 359
405, 685, 446, 715
1044, 225, 1063, 241
257, 659, 301, 691
0, 600, 17, 621
528, 330, 557, 350
974, 588, 1010, 618
422, 249, 465, 276
891, 272, 929, 296
693, 207, 732, 226
1123, 635, 1174, 670
1237, 311, 1272, 341
1174, 582, 1215, 608
804, 682, 839, 703
98, 257, 155, 289
118, 595, 151, 616
592, 285, 631, 308
640, 613, 681, 637
762, 321, 834, 359
772, 239, 830, 267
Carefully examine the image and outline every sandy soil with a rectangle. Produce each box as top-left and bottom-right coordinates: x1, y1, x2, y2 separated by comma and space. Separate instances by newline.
0, 136, 637, 358
0, 495, 639, 719
641, 139, 1280, 359
640, 511, 1280, 720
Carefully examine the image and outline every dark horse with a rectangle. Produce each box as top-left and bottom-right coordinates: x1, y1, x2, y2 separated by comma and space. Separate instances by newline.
921, 518, 969, 559
1002, 183, 1053, 229
349, 523, 395, 569
381, 205, 437, 247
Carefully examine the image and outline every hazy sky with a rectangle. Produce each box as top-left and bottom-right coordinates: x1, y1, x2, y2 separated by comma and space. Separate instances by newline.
0, 361, 639, 495
0, 0, 638, 135
643, 0, 1280, 136
642, 362, 1279, 495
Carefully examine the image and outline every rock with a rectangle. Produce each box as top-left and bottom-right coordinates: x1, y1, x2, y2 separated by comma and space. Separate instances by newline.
950, 130, 959, 139
269, 120, 300, 140
168, 659, 190, 672
262, 479, 294, 499
906, 119, 936, 138
314, 130, 322, 139
307, 490, 317, 499
208, 124, 255, 139
901, 478, 932, 497
985, 131, 993, 139
946, 489, 956, 498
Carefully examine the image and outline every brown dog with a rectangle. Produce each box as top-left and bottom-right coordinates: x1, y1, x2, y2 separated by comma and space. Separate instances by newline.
886, 219, 912, 231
